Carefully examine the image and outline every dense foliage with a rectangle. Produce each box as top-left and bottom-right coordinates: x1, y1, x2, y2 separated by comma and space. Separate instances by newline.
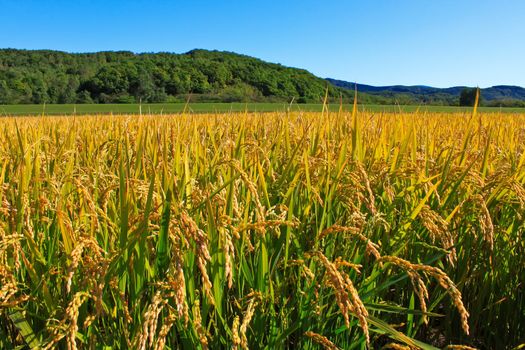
0, 49, 360, 104
3, 49, 523, 107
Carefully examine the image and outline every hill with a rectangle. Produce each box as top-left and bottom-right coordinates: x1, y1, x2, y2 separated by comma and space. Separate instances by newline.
2, 48, 524, 107
327, 78, 525, 106
0, 49, 355, 104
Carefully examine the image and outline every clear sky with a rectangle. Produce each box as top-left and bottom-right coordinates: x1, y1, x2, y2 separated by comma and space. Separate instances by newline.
1, 0, 524, 88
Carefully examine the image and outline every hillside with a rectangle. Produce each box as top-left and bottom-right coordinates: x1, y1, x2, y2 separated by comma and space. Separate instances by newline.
327, 78, 525, 106
2, 49, 524, 106
0, 49, 354, 104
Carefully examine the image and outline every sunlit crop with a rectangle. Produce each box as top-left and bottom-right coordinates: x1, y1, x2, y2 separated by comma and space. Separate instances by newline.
1, 108, 524, 349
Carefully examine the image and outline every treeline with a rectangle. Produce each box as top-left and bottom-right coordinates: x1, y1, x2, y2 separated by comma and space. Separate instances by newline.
484, 99, 525, 107
5, 49, 522, 107
329, 79, 525, 108
0, 49, 363, 104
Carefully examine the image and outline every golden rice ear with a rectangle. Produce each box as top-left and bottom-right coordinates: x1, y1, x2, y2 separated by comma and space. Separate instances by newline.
239, 299, 257, 349
382, 343, 413, 350
192, 298, 209, 350
311, 251, 370, 347
379, 255, 470, 335
154, 309, 177, 350
231, 316, 241, 350
305, 331, 340, 350
65, 292, 90, 350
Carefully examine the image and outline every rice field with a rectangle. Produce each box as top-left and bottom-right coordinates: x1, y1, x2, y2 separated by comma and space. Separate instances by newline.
0, 108, 524, 349
2, 103, 525, 116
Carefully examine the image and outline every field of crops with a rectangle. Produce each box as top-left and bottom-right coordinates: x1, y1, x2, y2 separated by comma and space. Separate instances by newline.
1, 109, 524, 349
2, 102, 525, 116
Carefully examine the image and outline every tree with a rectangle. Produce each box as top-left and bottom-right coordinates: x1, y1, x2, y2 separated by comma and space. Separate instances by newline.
76, 90, 93, 104
0, 80, 12, 104
459, 87, 482, 106
130, 70, 155, 102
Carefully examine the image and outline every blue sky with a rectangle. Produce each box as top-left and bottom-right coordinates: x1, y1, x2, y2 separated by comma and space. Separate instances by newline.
1, 0, 524, 87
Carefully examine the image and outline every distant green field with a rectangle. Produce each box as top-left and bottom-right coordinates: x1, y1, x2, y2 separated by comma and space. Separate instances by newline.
1, 103, 525, 115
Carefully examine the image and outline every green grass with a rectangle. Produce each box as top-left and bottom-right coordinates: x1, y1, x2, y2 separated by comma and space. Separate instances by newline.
1, 102, 525, 115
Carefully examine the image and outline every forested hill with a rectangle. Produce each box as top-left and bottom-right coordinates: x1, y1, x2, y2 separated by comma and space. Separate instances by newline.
0, 49, 352, 104
327, 78, 525, 107
3, 49, 524, 106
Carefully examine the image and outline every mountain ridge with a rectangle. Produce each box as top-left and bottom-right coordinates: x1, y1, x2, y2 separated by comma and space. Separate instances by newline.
326, 78, 525, 105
